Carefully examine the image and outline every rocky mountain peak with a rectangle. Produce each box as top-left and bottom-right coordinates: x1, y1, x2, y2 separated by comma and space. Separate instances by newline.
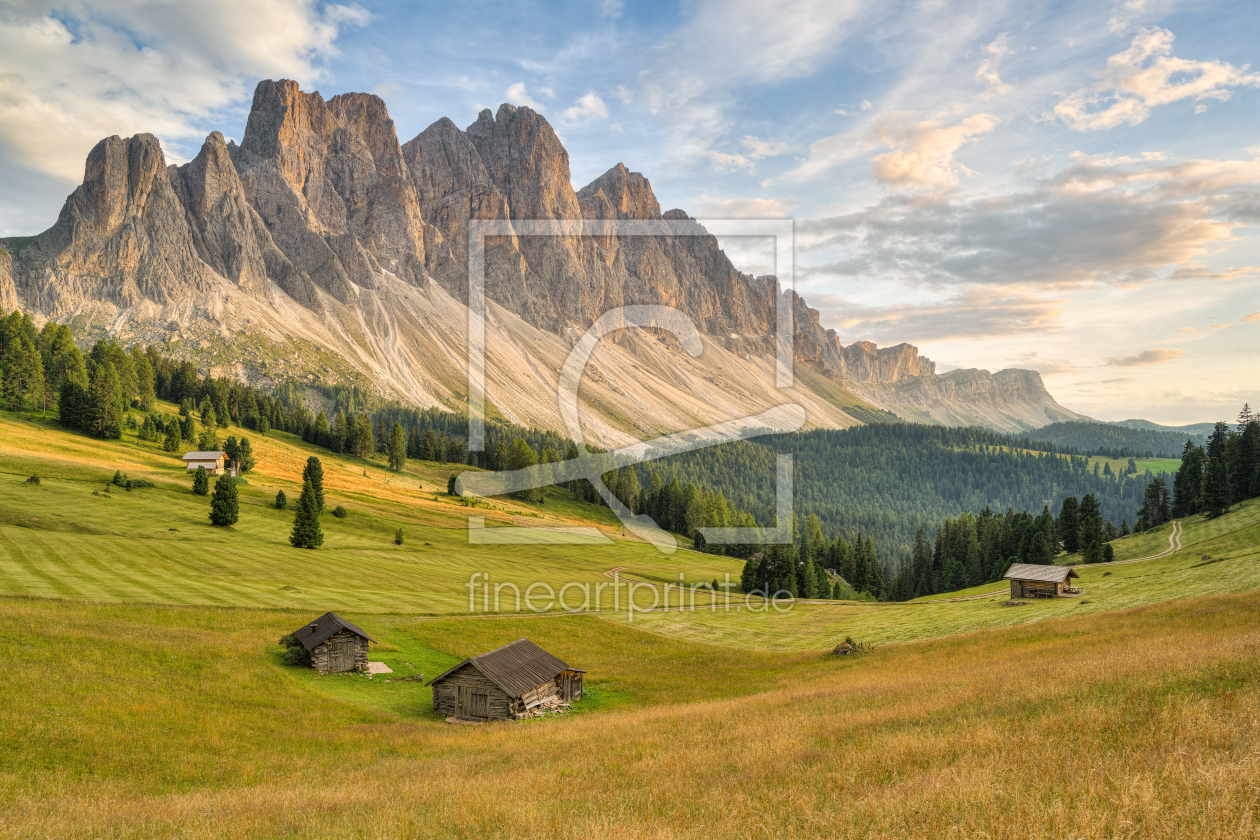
577, 164, 662, 221
466, 103, 581, 221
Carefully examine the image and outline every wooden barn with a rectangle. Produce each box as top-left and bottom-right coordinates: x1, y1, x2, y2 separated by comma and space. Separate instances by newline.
1003, 563, 1081, 598
425, 639, 584, 721
291, 612, 374, 674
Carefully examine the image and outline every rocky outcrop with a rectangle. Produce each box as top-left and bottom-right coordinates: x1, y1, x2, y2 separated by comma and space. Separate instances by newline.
0, 245, 17, 312
2, 78, 1082, 436
169, 131, 317, 308
232, 79, 432, 302
16, 133, 215, 315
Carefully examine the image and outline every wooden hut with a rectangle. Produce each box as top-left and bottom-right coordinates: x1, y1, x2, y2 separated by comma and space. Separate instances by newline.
1003, 563, 1080, 598
181, 451, 237, 476
291, 612, 374, 674
425, 639, 584, 721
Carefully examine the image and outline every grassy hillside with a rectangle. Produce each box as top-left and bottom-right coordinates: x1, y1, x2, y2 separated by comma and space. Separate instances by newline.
2, 589, 1258, 838
3, 406, 1260, 838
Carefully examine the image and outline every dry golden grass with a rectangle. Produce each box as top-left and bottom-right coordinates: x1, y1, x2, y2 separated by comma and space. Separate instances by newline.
2, 590, 1258, 839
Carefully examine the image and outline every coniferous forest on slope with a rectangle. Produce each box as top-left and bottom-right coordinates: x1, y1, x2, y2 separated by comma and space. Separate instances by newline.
638, 424, 1166, 561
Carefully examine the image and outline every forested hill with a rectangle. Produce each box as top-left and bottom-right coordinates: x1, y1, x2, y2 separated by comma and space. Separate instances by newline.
641, 424, 1155, 563
1028, 420, 1204, 458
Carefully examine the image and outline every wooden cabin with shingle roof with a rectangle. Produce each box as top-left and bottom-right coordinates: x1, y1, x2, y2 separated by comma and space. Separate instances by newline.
425, 639, 583, 721
290, 612, 374, 674
1003, 563, 1081, 598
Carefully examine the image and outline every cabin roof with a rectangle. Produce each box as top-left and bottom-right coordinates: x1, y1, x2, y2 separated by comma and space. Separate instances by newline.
425, 638, 577, 697
1003, 563, 1079, 583
291, 612, 375, 651
182, 451, 226, 461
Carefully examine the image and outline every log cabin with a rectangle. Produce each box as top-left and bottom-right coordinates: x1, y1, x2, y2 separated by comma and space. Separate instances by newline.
425, 639, 584, 721
290, 612, 374, 674
1003, 563, 1081, 598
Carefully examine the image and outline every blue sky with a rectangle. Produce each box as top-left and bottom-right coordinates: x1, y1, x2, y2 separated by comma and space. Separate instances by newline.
1, 0, 1257, 423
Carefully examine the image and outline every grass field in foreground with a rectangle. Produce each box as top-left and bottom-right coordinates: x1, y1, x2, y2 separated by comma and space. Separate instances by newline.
2, 589, 1258, 838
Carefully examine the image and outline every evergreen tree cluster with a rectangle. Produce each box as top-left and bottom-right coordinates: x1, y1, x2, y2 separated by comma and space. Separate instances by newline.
1026, 420, 1205, 459
1169, 408, 1260, 521
643, 424, 1161, 564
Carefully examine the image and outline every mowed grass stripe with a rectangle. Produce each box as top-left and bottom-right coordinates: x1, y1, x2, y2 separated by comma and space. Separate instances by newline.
0, 527, 93, 599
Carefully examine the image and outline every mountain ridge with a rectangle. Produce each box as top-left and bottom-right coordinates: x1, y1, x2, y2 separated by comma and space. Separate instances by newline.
0, 78, 1082, 443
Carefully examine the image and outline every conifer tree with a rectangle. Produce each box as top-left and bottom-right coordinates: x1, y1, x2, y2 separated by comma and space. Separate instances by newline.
163, 419, 183, 452
289, 479, 324, 549
302, 456, 325, 512
1057, 497, 1080, 554
192, 465, 209, 496
1200, 422, 1232, 518
209, 474, 239, 526
238, 438, 256, 472
1076, 494, 1103, 555
275, 489, 287, 509
87, 362, 122, 439
388, 422, 406, 472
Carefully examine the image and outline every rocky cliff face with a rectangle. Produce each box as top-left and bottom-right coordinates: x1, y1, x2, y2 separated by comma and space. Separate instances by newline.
3, 78, 1081, 437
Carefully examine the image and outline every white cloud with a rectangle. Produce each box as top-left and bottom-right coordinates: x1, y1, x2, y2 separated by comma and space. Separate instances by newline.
1053, 27, 1260, 131
1106, 348, 1185, 366
975, 59, 1012, 99
740, 135, 792, 159
984, 32, 1014, 57
601, 0, 624, 18
706, 150, 753, 171
0, 0, 369, 184
613, 85, 634, 104
861, 99, 873, 111
505, 82, 544, 110
869, 112, 1000, 188
561, 92, 609, 122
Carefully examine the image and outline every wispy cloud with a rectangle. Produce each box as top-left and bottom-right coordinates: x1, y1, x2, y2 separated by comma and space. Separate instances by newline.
696, 196, 798, 218
798, 151, 1260, 288
803, 288, 1065, 344
1052, 27, 1260, 131
1106, 348, 1185, 367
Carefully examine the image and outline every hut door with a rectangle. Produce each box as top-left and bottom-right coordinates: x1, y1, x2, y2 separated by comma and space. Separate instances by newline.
470, 691, 488, 719
327, 639, 357, 672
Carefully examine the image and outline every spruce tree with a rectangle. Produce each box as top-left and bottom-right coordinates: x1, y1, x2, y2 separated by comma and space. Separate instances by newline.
209, 474, 239, 526
238, 437, 256, 472
394, 527, 404, 546
275, 489, 287, 509
289, 479, 324, 549
1076, 494, 1103, 554
192, 465, 209, 496
1057, 497, 1080, 554
302, 456, 325, 512
388, 422, 406, 472
1201, 422, 1232, 517
163, 420, 183, 452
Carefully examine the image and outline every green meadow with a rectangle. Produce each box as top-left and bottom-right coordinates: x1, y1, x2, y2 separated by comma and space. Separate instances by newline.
1, 406, 1259, 838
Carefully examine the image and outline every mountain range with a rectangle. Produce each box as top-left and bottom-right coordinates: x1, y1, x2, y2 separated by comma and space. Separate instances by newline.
0, 79, 1082, 446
